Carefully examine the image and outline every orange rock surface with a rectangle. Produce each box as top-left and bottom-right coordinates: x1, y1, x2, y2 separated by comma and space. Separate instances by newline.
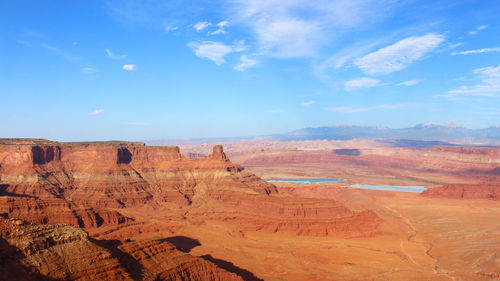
0, 217, 243, 280
421, 183, 500, 199
2, 139, 500, 280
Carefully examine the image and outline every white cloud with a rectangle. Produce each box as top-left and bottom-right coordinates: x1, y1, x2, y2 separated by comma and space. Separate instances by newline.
210, 29, 227, 35
398, 80, 420, 86
122, 64, 136, 71
344, 77, 380, 91
477, 25, 488, 31
164, 25, 178, 33
234, 55, 259, 71
194, 21, 211, 31
90, 109, 104, 115
82, 67, 97, 74
189, 41, 247, 65
211, 21, 230, 35
448, 42, 464, 49
106, 48, 127, 60
231, 0, 396, 58
217, 21, 229, 28
325, 104, 403, 113
446, 65, 500, 98
301, 100, 315, 107
254, 19, 322, 58
452, 47, 500, 55
468, 25, 488, 36
354, 33, 445, 75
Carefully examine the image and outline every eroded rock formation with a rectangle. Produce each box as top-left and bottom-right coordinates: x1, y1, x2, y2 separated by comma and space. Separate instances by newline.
0, 140, 381, 240
0, 217, 243, 281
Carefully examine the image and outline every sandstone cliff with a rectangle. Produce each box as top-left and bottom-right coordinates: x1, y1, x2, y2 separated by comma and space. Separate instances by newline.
0, 140, 381, 239
0, 217, 243, 281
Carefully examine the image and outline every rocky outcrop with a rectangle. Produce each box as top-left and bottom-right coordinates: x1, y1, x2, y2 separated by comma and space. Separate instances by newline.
421, 183, 500, 200
0, 140, 381, 239
0, 217, 243, 281
0, 142, 277, 228
192, 194, 382, 237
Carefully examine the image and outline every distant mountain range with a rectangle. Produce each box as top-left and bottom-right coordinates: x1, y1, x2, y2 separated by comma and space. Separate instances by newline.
147, 124, 500, 146
274, 124, 500, 144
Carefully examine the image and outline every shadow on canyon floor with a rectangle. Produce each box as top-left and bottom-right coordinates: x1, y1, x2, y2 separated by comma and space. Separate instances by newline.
201, 254, 264, 281
90, 238, 144, 281
162, 236, 201, 253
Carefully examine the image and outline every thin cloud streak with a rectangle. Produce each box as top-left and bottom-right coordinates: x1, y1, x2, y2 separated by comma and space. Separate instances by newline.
106, 49, 127, 59
452, 47, 500, 55
325, 104, 405, 113
122, 64, 136, 70
90, 109, 105, 115
445, 65, 500, 98
398, 80, 420, 86
344, 77, 381, 91
354, 33, 445, 75
301, 100, 315, 107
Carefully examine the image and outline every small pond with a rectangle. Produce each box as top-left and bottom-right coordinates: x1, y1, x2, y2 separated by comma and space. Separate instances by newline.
265, 178, 346, 184
349, 184, 426, 193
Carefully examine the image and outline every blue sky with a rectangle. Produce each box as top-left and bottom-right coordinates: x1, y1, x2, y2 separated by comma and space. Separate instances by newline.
1, 0, 499, 141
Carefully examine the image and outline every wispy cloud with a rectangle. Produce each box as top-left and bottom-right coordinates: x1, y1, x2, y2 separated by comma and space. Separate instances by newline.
210, 21, 229, 35
445, 65, 500, 98
41, 43, 80, 61
301, 100, 315, 107
268, 109, 284, 113
164, 25, 178, 33
189, 41, 247, 65
468, 24, 488, 35
194, 21, 211, 31
122, 64, 136, 71
344, 77, 380, 91
325, 104, 404, 113
90, 109, 105, 115
82, 66, 98, 74
452, 47, 500, 55
231, 0, 397, 58
354, 33, 445, 75
477, 25, 488, 31
316, 40, 383, 79
234, 55, 259, 71
398, 80, 420, 86
106, 48, 127, 59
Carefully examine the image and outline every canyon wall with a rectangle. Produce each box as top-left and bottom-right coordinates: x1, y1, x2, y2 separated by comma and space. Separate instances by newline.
0, 217, 243, 281
0, 141, 381, 239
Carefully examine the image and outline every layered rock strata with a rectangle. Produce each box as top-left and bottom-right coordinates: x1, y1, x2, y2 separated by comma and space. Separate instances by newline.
0, 217, 243, 281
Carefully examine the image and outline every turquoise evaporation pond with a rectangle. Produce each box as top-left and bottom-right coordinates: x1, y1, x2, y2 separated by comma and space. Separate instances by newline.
349, 184, 426, 193
265, 178, 346, 184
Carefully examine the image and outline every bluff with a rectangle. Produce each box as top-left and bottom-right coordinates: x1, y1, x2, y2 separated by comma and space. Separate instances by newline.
0, 140, 381, 239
